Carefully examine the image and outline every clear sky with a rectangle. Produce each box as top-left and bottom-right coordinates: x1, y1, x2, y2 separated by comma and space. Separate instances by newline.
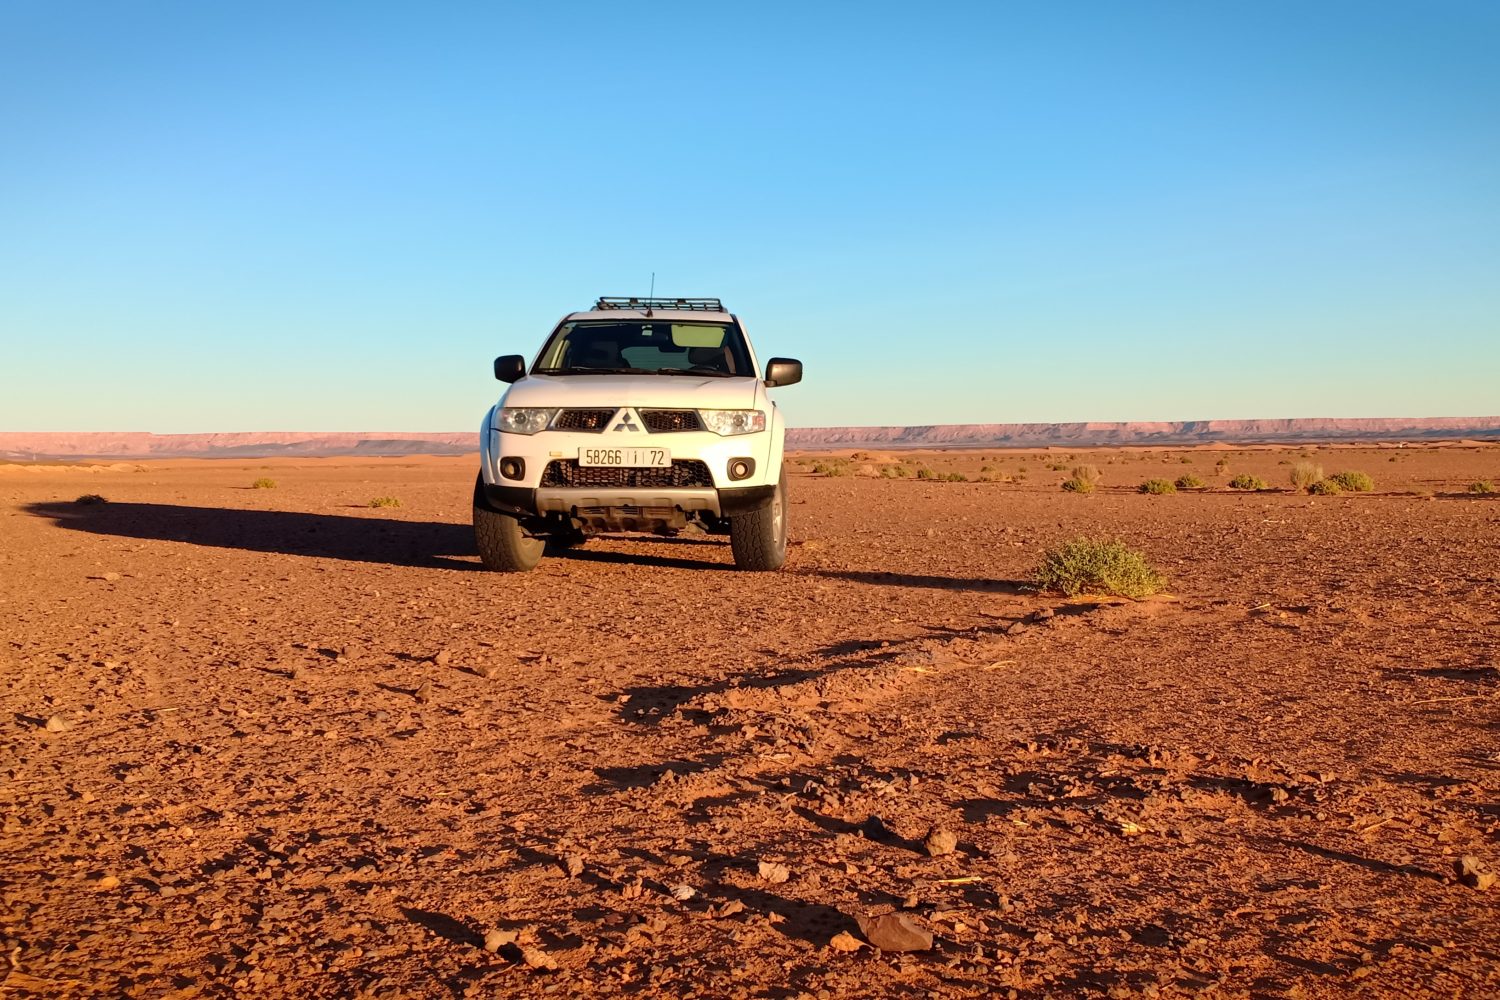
3, 1, 1497, 432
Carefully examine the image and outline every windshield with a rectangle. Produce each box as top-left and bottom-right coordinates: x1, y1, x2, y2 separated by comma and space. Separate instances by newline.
533, 320, 752, 376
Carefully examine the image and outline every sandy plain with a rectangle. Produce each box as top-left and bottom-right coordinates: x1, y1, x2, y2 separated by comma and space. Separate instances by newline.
1, 445, 1496, 998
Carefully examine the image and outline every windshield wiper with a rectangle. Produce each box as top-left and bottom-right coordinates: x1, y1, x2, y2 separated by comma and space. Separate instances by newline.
654, 368, 736, 378
533, 366, 656, 375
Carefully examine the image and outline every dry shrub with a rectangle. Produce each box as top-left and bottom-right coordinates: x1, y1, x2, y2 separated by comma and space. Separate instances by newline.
1175, 473, 1205, 489
1139, 479, 1176, 495
1289, 461, 1323, 490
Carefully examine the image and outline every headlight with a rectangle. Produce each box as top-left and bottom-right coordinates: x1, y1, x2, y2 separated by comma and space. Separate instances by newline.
496, 408, 558, 435
699, 409, 767, 436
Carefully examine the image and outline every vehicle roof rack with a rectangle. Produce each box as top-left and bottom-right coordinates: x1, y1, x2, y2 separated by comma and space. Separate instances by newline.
594, 296, 725, 312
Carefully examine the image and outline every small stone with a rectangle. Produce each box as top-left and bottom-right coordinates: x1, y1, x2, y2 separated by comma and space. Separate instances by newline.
413, 681, 432, 704
563, 855, 585, 878
855, 912, 932, 952
44, 715, 72, 733
482, 928, 516, 953
478, 664, 502, 680
829, 930, 864, 952
669, 884, 696, 901
520, 946, 556, 971
757, 861, 790, 884
924, 828, 958, 857
714, 900, 745, 919
433, 650, 452, 666
1455, 856, 1493, 889
96, 875, 120, 891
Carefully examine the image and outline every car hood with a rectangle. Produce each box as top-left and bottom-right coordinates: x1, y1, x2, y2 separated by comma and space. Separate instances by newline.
499, 374, 760, 411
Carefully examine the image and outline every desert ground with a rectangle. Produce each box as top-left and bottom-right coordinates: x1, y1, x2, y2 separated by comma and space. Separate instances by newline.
1, 445, 1496, 998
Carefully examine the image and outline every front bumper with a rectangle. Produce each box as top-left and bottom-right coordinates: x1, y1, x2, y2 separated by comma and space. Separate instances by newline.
480, 481, 776, 519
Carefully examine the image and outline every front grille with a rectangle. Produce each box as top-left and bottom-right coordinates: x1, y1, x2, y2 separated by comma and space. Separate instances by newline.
552, 408, 617, 432
540, 460, 714, 489
640, 409, 703, 433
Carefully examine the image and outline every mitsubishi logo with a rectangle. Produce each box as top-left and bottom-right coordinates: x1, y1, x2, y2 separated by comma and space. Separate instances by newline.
613, 411, 641, 433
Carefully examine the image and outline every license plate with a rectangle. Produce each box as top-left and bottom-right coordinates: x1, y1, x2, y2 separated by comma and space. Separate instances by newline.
578, 447, 670, 468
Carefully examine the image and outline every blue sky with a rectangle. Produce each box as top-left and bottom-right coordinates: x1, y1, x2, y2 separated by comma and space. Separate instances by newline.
2, 1, 1496, 432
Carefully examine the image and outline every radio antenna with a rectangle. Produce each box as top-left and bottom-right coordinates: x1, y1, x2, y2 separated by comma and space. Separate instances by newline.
645, 272, 655, 316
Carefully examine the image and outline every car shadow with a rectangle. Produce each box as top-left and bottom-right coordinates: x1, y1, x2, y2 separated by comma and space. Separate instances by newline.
25, 501, 480, 570
26, 500, 1029, 593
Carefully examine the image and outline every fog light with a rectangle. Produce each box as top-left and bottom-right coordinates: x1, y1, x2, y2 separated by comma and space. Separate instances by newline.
500, 457, 525, 481
728, 458, 755, 481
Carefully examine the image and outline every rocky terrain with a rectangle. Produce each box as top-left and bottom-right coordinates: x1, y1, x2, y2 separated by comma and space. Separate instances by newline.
1, 445, 1496, 997
3, 416, 1497, 461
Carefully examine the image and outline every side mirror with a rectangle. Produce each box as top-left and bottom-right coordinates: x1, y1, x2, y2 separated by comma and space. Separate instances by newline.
494, 355, 527, 383
764, 357, 802, 388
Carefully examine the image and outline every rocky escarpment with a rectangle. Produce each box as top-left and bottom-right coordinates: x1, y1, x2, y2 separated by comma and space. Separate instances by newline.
1, 416, 1497, 460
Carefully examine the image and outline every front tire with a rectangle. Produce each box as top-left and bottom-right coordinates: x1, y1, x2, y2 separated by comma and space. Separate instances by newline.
729, 469, 788, 571
473, 476, 544, 572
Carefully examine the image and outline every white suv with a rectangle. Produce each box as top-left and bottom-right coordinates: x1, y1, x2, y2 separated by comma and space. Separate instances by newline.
475, 297, 802, 572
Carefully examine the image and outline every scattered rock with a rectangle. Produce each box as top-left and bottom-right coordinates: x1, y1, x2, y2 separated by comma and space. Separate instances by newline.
482, 928, 516, 953
563, 854, 585, 878
477, 664, 502, 680
669, 884, 696, 902
519, 946, 556, 971
433, 650, 452, 666
854, 912, 933, 952
712, 900, 745, 919
756, 861, 790, 884
88, 572, 121, 583
1455, 856, 1493, 890
924, 828, 958, 857
44, 715, 72, 733
829, 930, 864, 952
413, 681, 432, 704
861, 815, 892, 841
95, 875, 120, 891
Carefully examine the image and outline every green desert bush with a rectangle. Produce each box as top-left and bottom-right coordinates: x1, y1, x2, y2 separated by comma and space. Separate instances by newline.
1228, 474, 1268, 490
914, 467, 935, 480
939, 472, 968, 482
1468, 480, 1496, 495
1061, 476, 1094, 493
1174, 473, 1205, 489
1289, 461, 1323, 491
75, 493, 108, 505
1033, 537, 1166, 599
1307, 479, 1343, 496
1139, 478, 1176, 495
251, 477, 278, 490
1327, 470, 1374, 492
368, 496, 402, 508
